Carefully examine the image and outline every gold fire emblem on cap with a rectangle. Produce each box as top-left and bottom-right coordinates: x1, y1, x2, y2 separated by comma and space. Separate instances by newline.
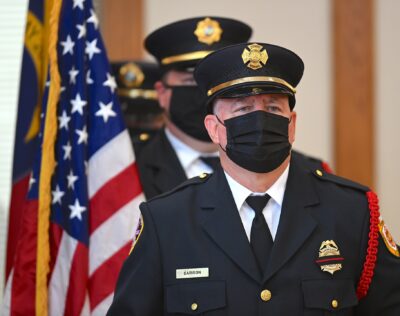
242, 43, 268, 70
119, 62, 144, 88
318, 240, 342, 275
194, 18, 223, 45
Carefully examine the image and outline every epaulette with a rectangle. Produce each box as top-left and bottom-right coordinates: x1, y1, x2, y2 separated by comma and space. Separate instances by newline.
312, 168, 380, 299
312, 169, 369, 192
147, 172, 212, 202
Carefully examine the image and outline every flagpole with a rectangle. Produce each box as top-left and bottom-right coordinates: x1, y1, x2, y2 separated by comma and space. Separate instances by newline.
36, 0, 61, 314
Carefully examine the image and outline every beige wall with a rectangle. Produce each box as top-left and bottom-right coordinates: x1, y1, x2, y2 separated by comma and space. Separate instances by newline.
144, 0, 400, 239
376, 0, 400, 240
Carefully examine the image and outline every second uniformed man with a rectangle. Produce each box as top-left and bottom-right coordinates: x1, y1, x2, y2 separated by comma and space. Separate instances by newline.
137, 17, 252, 199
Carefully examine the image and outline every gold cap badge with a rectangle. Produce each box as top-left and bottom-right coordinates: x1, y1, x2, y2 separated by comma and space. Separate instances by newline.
316, 240, 344, 275
119, 62, 144, 88
242, 43, 268, 70
194, 18, 223, 45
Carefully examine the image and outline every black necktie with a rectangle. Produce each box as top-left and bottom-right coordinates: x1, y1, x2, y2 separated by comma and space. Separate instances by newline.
246, 194, 273, 273
200, 156, 220, 171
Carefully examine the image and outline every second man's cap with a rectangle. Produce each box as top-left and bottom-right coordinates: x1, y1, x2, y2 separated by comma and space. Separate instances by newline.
145, 16, 252, 70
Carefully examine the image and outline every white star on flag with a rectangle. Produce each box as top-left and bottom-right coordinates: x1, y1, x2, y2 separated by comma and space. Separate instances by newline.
60, 34, 75, 55
69, 199, 87, 221
62, 141, 72, 160
69, 66, 79, 84
58, 110, 71, 130
76, 126, 88, 144
85, 39, 101, 60
87, 9, 99, 29
52, 185, 65, 205
67, 169, 79, 189
96, 101, 116, 123
28, 175, 36, 191
103, 73, 117, 93
70, 93, 87, 115
73, 0, 85, 10
76, 23, 86, 39
86, 70, 94, 84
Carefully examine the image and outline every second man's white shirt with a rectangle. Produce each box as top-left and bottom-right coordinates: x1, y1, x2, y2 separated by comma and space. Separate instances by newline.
165, 128, 219, 179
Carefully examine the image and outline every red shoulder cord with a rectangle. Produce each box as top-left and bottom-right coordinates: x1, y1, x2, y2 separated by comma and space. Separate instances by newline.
321, 161, 333, 174
356, 191, 380, 300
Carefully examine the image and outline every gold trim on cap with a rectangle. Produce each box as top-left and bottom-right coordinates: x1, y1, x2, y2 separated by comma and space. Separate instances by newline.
207, 76, 296, 97
161, 50, 213, 65
118, 88, 158, 100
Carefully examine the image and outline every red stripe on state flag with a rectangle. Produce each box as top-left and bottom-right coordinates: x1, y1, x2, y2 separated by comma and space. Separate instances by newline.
9, 199, 38, 315
5, 174, 30, 280
89, 163, 142, 233
63, 242, 88, 316
88, 241, 131, 310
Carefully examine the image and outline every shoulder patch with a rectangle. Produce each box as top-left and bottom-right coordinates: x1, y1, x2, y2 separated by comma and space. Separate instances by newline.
129, 215, 144, 255
148, 172, 213, 202
379, 220, 400, 258
312, 169, 369, 192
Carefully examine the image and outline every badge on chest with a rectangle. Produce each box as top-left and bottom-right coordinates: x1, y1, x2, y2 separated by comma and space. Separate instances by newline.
315, 240, 344, 275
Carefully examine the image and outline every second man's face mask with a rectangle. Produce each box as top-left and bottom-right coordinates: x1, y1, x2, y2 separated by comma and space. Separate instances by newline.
168, 86, 211, 142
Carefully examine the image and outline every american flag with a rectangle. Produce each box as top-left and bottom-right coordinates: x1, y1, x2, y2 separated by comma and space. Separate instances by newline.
2, 0, 144, 315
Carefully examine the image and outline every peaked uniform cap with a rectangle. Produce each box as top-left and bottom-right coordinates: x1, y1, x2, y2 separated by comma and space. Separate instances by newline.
194, 42, 304, 111
145, 16, 252, 70
111, 61, 162, 115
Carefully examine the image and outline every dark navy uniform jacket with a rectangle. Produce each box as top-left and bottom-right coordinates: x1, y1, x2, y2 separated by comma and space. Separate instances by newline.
137, 128, 330, 200
108, 155, 400, 315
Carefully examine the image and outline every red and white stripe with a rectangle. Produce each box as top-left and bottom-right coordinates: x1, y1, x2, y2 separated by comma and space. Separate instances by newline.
46, 130, 144, 315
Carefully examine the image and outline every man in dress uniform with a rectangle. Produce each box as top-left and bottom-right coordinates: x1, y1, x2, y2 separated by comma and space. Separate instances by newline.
108, 41, 400, 315
112, 61, 165, 156
136, 17, 253, 199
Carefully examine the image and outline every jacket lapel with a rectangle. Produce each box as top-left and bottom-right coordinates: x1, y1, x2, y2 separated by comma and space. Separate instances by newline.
199, 167, 262, 284
262, 156, 319, 282
144, 130, 187, 195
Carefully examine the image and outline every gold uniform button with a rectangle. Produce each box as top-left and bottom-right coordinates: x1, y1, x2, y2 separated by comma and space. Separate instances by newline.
331, 299, 338, 308
260, 289, 272, 302
139, 133, 150, 142
191, 303, 198, 311
199, 173, 208, 179
316, 169, 323, 176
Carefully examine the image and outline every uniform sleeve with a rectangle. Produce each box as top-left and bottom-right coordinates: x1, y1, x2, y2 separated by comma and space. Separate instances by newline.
107, 203, 163, 316
355, 212, 400, 315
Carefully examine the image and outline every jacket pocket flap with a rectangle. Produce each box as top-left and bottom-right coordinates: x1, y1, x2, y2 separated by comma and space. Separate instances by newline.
166, 280, 226, 314
302, 279, 358, 311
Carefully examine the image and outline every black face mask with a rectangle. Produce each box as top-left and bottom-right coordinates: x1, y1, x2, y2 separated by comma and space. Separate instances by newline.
218, 110, 292, 173
168, 86, 211, 142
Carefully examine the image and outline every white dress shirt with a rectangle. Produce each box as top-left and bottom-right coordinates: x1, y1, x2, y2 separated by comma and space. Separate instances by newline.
224, 165, 290, 241
165, 128, 219, 179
